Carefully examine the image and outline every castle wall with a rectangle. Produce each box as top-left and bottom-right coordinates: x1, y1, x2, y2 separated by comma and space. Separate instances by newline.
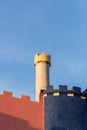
0, 86, 87, 130
44, 86, 87, 130
0, 91, 44, 130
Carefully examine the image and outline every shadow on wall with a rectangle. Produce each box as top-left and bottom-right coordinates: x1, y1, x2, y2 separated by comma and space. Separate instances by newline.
51, 127, 66, 130
0, 112, 39, 130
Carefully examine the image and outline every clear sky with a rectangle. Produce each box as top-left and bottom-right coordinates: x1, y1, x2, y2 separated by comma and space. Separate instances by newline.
0, 0, 87, 100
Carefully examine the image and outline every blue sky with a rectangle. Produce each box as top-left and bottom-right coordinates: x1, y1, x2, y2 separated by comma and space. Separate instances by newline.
0, 0, 87, 100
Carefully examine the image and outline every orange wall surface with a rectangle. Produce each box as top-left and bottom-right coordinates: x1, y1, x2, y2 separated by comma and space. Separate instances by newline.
0, 91, 44, 130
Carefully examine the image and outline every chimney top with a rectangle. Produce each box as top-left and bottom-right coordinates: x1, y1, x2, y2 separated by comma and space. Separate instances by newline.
34, 52, 51, 66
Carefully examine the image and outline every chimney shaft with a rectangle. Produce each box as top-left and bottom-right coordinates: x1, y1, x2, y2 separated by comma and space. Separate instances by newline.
34, 52, 51, 102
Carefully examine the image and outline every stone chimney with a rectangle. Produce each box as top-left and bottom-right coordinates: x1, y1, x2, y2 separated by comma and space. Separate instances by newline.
34, 52, 51, 102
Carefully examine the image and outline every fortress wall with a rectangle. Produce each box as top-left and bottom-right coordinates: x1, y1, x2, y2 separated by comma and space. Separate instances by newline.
0, 91, 44, 130
44, 86, 87, 130
44, 95, 87, 130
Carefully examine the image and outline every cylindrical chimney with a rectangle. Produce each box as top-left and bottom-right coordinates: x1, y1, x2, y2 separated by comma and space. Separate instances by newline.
34, 52, 51, 102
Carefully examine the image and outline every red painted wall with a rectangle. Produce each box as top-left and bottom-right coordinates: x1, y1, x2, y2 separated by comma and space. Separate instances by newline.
0, 91, 44, 130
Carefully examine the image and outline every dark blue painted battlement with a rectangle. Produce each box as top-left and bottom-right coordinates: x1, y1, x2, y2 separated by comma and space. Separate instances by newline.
41, 85, 87, 100
42, 85, 87, 130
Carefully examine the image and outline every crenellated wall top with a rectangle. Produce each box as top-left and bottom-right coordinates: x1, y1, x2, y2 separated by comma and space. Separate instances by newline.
0, 91, 35, 102
34, 52, 51, 66
41, 85, 87, 100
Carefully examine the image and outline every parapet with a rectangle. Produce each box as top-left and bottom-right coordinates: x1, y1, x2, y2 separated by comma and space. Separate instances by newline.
41, 85, 87, 100
21, 95, 30, 101
34, 52, 51, 66
3, 91, 13, 97
0, 91, 35, 102
0, 90, 45, 104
